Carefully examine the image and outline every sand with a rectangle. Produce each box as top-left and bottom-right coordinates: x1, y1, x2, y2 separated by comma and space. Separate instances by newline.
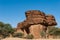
1, 37, 60, 40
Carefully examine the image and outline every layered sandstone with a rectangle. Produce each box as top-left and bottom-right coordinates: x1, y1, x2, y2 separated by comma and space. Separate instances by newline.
16, 10, 57, 38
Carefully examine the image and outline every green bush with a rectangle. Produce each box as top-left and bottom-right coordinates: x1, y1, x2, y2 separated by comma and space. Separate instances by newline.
26, 34, 34, 39
40, 31, 46, 38
2, 33, 9, 38
12, 33, 24, 38
0, 22, 15, 38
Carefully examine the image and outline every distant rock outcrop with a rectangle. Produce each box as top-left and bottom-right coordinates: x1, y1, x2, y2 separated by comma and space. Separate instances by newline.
16, 10, 57, 38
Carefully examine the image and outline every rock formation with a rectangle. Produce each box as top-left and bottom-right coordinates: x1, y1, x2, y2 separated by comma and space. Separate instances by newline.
16, 10, 57, 38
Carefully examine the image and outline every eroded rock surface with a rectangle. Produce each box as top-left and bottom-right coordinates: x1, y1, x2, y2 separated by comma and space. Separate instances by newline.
16, 10, 57, 38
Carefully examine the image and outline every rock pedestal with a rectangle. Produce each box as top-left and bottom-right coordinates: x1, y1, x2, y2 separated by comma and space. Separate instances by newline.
29, 24, 46, 38
16, 10, 57, 38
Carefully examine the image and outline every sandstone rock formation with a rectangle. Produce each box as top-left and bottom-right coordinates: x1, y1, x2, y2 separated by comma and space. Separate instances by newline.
16, 10, 57, 38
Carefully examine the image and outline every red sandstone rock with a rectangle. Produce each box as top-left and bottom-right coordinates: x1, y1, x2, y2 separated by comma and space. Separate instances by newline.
46, 15, 57, 26
17, 10, 57, 38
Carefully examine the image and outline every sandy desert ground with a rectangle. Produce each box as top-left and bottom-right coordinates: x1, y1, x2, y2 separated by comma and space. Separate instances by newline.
1, 37, 60, 40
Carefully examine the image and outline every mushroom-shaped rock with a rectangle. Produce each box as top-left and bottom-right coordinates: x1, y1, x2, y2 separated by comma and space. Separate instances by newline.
17, 10, 57, 38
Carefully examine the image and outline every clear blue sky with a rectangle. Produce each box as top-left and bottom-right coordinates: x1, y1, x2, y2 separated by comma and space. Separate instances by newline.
0, 0, 60, 28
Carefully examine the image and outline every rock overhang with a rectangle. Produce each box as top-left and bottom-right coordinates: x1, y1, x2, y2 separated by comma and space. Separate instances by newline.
17, 10, 57, 29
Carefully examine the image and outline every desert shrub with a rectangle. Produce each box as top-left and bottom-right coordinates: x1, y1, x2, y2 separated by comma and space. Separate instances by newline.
12, 33, 24, 38
40, 31, 46, 38
48, 27, 60, 36
2, 33, 9, 38
26, 34, 34, 39
0, 22, 15, 38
